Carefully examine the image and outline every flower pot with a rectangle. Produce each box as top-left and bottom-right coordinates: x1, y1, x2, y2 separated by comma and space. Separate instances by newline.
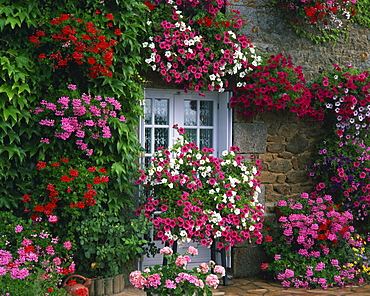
146, 293, 197, 296
89, 274, 124, 296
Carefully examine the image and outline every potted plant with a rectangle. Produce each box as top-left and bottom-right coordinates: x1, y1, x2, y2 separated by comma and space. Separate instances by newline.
129, 246, 225, 296
135, 125, 265, 250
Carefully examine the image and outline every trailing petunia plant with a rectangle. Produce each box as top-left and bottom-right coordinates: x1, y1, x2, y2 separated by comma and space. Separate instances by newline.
309, 64, 370, 231
129, 246, 225, 296
136, 126, 264, 250
141, 0, 262, 94
311, 64, 370, 138
230, 53, 322, 119
261, 192, 369, 289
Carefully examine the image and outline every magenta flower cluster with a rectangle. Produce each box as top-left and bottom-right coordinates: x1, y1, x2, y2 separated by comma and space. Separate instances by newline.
129, 246, 225, 295
230, 53, 324, 119
136, 126, 264, 250
33, 84, 126, 156
262, 192, 367, 289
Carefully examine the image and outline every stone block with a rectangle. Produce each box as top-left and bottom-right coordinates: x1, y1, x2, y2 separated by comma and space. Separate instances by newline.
233, 123, 267, 154
266, 143, 284, 153
259, 171, 276, 183
286, 134, 309, 154
268, 159, 292, 173
232, 244, 267, 278
286, 171, 310, 184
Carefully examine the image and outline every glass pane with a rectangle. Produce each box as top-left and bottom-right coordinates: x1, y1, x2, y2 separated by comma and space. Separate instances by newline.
184, 129, 197, 145
154, 99, 169, 125
200, 101, 213, 126
144, 98, 152, 125
145, 128, 152, 154
200, 129, 213, 149
184, 100, 197, 126
154, 128, 168, 150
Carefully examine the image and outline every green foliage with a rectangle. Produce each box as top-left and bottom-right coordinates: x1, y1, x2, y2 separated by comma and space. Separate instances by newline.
0, 0, 146, 208
73, 206, 153, 277
353, 0, 370, 28
0, 0, 148, 278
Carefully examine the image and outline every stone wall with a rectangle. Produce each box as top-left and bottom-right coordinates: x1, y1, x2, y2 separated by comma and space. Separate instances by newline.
233, 110, 326, 217
231, 111, 325, 277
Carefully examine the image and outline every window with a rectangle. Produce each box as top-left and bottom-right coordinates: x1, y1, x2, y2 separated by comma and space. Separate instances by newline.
140, 88, 232, 163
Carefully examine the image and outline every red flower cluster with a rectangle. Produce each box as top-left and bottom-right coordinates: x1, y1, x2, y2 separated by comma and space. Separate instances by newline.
280, 0, 356, 30
29, 13, 121, 78
23, 158, 109, 222
302, 1, 356, 25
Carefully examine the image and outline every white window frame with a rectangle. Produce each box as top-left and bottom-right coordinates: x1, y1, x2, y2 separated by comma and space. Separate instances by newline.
140, 88, 232, 158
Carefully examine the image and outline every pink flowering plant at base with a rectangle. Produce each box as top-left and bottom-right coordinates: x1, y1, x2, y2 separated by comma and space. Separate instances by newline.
136, 126, 264, 250
0, 212, 75, 296
129, 246, 225, 296
261, 192, 368, 289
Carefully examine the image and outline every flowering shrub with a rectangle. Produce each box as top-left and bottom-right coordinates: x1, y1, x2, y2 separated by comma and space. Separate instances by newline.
136, 126, 264, 250
23, 157, 108, 224
32, 84, 127, 156
129, 246, 225, 296
309, 135, 370, 226
278, 0, 357, 43
230, 54, 322, 119
29, 11, 122, 78
311, 64, 370, 138
261, 192, 367, 289
142, 0, 261, 93
309, 65, 370, 229
0, 212, 74, 296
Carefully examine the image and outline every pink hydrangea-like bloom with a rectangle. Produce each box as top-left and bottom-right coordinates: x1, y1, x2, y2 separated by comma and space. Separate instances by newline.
214, 265, 225, 277
46, 245, 55, 255
53, 257, 62, 266
205, 274, 219, 288
284, 269, 294, 278
165, 279, 176, 289
198, 262, 209, 273
0, 250, 12, 266
187, 246, 198, 256
48, 215, 58, 223
10, 267, 30, 279
175, 255, 189, 267
160, 246, 173, 256
14, 225, 23, 233
129, 270, 146, 289
64, 241, 72, 250
146, 273, 161, 288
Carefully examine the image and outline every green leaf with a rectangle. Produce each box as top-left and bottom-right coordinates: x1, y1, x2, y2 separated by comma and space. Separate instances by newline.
111, 162, 125, 176
2, 106, 20, 121
5, 16, 21, 29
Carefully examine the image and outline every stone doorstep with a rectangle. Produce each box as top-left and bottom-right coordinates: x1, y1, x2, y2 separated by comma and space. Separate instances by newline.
111, 289, 225, 296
